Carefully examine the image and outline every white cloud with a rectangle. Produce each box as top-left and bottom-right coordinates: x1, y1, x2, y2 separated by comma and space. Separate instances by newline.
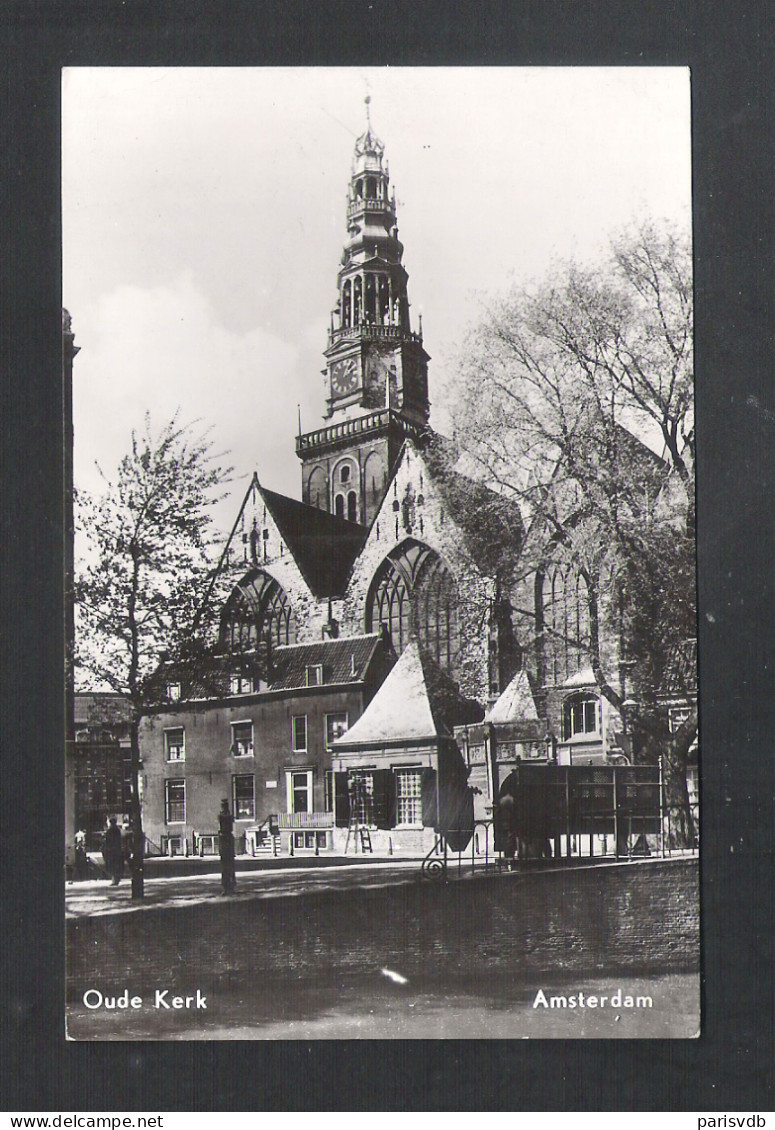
73, 273, 303, 523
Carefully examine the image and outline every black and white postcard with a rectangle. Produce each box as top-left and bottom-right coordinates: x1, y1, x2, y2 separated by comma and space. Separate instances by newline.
62, 66, 699, 1041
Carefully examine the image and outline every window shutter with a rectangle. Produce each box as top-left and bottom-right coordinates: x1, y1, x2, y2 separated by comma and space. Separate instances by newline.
421, 768, 437, 829
372, 769, 395, 830
334, 772, 350, 827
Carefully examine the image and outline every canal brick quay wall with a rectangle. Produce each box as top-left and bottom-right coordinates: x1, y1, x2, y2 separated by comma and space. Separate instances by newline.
66, 858, 698, 995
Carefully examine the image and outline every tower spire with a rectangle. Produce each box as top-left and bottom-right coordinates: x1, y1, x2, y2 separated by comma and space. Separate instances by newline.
296, 107, 431, 526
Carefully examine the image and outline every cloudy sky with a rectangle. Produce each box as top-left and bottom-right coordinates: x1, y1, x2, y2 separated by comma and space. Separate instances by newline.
63, 67, 691, 530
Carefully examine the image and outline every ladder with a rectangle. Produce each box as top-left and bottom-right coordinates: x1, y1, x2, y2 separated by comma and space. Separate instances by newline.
345, 817, 373, 854
344, 776, 374, 854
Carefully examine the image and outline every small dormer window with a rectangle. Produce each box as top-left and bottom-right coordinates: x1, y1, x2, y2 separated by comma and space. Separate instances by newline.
167, 682, 181, 702
306, 664, 323, 687
230, 673, 253, 696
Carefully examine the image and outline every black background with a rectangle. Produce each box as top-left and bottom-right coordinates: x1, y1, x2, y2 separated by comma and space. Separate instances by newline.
1, 0, 773, 1111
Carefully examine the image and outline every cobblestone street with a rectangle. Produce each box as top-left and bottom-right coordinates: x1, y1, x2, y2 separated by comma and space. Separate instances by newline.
66, 857, 429, 917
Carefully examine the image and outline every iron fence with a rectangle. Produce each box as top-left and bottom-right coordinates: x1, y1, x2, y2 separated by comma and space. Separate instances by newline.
421, 761, 698, 881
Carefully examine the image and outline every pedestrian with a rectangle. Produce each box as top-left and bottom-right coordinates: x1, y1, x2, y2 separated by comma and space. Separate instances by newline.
493, 793, 517, 870
218, 799, 237, 894
102, 816, 124, 886
74, 828, 88, 880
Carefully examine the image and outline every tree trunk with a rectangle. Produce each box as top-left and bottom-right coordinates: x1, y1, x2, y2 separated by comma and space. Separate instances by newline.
663, 762, 695, 849
129, 716, 145, 900
637, 712, 697, 849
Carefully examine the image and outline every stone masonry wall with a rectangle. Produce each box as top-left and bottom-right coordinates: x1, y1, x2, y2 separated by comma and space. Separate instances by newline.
67, 858, 698, 995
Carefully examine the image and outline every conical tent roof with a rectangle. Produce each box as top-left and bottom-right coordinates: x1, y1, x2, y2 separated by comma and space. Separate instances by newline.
485, 669, 539, 724
333, 639, 448, 746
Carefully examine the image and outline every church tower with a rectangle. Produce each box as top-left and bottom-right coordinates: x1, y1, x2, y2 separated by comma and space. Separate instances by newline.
297, 99, 431, 527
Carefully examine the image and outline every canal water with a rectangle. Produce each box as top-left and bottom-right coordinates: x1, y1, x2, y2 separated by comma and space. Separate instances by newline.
67, 970, 699, 1040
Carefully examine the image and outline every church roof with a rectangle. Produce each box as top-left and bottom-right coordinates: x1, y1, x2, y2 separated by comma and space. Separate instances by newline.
333, 639, 451, 747
485, 669, 539, 724
261, 487, 368, 598
419, 437, 524, 576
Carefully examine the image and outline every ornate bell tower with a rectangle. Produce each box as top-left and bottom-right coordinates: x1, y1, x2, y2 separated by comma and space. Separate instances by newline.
297, 99, 431, 526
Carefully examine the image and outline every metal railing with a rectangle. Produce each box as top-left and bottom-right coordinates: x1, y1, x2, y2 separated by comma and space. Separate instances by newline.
421, 820, 494, 881
420, 801, 698, 882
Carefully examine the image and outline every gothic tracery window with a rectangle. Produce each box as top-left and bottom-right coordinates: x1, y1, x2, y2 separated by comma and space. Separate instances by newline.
221, 571, 297, 652
366, 540, 459, 674
543, 564, 589, 683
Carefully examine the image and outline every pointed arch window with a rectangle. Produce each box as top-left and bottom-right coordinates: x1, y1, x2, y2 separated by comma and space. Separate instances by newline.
221, 570, 297, 653
366, 540, 459, 674
543, 564, 588, 683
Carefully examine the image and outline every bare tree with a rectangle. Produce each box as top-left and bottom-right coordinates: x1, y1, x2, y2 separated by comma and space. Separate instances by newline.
444, 218, 697, 841
75, 414, 232, 897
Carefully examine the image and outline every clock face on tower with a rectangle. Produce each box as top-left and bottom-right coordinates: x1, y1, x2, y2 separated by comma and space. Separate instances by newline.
331, 357, 359, 396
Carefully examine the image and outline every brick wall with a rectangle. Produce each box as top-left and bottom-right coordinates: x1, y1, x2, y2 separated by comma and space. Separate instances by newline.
67, 858, 698, 996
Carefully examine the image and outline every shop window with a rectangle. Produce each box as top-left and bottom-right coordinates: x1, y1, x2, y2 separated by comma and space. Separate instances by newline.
164, 728, 185, 762
395, 768, 423, 826
231, 720, 254, 758
325, 712, 349, 747
165, 779, 185, 824
292, 715, 307, 752
233, 774, 255, 820
562, 693, 600, 740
